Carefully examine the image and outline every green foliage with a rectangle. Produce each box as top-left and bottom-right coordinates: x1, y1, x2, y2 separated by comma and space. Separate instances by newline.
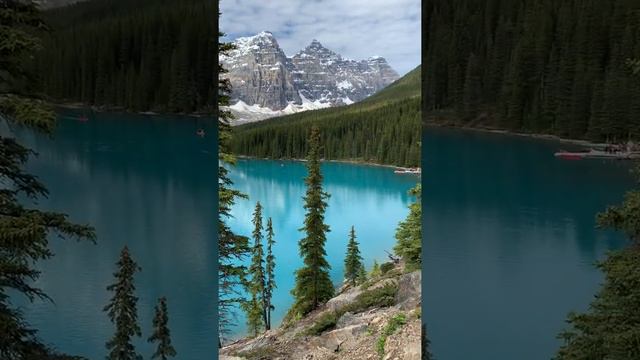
555, 166, 640, 358
230, 67, 421, 167
147, 297, 176, 360
379, 262, 395, 275
264, 217, 276, 330
556, 248, 640, 359
376, 313, 407, 357
345, 284, 398, 313
357, 263, 367, 285
0, 2, 95, 358
628, 59, 640, 76
32, 0, 215, 113
243, 202, 266, 336
104, 246, 142, 360
291, 126, 334, 316
425, 0, 640, 141
234, 345, 280, 360
305, 283, 399, 336
344, 226, 364, 287
370, 260, 381, 278
394, 184, 422, 270
597, 190, 640, 245
305, 311, 339, 336
218, 25, 250, 344
240, 296, 264, 338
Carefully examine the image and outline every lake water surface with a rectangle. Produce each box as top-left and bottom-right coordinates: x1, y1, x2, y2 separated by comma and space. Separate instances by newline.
423, 128, 636, 359
15, 110, 217, 359
226, 159, 418, 337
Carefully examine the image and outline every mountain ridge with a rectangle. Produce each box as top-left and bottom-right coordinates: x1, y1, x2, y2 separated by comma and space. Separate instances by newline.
221, 31, 400, 124
230, 65, 421, 167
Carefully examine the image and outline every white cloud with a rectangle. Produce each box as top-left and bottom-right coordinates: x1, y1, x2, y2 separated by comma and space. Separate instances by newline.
220, 0, 421, 75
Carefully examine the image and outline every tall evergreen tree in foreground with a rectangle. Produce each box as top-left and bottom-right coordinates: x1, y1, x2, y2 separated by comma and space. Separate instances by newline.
394, 184, 422, 271
217, 20, 250, 345
242, 202, 266, 336
291, 126, 334, 316
555, 167, 640, 359
264, 217, 276, 330
148, 297, 176, 360
0, 1, 95, 358
104, 246, 142, 360
344, 226, 364, 287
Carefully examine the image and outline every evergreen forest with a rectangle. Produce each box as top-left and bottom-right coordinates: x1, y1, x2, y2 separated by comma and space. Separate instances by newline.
230, 66, 421, 168
424, 0, 640, 142
32, 0, 216, 113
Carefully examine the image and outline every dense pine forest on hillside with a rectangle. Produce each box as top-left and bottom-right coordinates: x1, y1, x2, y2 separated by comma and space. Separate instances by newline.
33, 0, 215, 113
230, 66, 421, 167
424, 0, 640, 141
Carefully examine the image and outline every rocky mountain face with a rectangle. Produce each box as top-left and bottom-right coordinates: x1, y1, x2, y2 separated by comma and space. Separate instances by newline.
219, 264, 422, 360
220, 31, 400, 123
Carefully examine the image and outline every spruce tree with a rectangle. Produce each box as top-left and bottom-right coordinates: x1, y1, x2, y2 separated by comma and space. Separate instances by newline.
370, 260, 382, 278
264, 217, 276, 330
357, 263, 367, 285
556, 167, 640, 359
104, 246, 142, 360
242, 202, 265, 336
217, 22, 250, 346
344, 226, 364, 287
394, 184, 422, 271
0, 1, 95, 358
148, 297, 176, 360
291, 126, 334, 316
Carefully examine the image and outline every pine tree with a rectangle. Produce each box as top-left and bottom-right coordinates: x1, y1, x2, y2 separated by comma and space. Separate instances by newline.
148, 297, 176, 360
357, 263, 367, 285
0, 1, 95, 358
291, 126, 334, 316
370, 260, 382, 278
394, 184, 422, 271
242, 202, 266, 336
556, 166, 640, 359
104, 246, 142, 360
217, 22, 250, 346
264, 217, 276, 330
344, 226, 364, 287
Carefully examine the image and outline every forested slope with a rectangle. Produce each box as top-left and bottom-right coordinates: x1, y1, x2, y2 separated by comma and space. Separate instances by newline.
33, 0, 215, 113
230, 66, 421, 167
424, 0, 640, 141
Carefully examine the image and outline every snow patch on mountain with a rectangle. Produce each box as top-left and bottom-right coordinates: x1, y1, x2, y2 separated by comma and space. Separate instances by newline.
220, 31, 399, 124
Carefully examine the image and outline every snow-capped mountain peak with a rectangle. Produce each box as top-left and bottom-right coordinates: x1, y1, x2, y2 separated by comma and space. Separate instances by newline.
220, 32, 400, 124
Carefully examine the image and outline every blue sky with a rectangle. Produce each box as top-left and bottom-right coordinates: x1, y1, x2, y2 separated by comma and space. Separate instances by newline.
220, 0, 421, 76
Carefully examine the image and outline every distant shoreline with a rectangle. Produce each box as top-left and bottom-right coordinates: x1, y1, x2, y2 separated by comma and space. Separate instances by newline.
235, 155, 421, 173
54, 102, 212, 118
424, 122, 608, 149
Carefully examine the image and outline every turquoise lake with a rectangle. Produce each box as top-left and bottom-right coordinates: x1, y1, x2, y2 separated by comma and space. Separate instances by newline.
423, 128, 636, 360
226, 159, 418, 337
14, 110, 217, 359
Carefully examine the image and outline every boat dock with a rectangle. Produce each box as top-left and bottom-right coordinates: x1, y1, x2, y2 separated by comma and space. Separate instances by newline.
555, 142, 640, 160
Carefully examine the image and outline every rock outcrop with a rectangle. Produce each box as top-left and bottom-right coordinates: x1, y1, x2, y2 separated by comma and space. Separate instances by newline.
219, 265, 421, 360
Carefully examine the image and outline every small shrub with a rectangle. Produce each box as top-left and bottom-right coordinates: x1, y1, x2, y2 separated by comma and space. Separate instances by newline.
344, 283, 398, 313
305, 284, 399, 336
236, 346, 279, 360
376, 313, 407, 357
413, 308, 422, 319
305, 311, 339, 336
380, 262, 395, 274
